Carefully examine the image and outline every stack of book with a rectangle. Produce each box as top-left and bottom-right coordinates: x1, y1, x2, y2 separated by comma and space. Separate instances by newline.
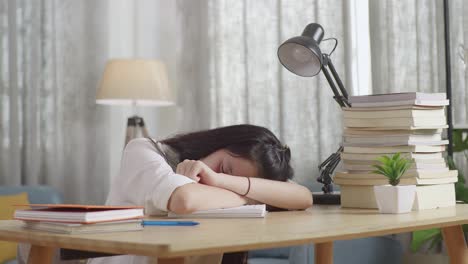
335, 92, 458, 210
14, 204, 144, 234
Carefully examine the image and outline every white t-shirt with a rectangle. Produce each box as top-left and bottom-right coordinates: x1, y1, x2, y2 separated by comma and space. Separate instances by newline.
105, 138, 196, 215
88, 138, 218, 264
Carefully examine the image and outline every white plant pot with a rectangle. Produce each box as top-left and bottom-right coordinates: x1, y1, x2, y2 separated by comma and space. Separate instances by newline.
374, 185, 416, 214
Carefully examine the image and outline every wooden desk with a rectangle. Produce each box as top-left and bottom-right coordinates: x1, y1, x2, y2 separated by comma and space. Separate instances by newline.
1, 205, 468, 264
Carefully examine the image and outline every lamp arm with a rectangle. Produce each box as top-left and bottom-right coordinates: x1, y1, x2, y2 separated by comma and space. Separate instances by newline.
327, 58, 350, 106
317, 146, 343, 194
321, 55, 351, 108
318, 56, 350, 194
321, 66, 347, 108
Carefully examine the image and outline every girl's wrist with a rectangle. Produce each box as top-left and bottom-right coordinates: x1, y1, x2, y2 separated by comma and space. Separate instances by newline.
214, 173, 229, 189
217, 174, 250, 196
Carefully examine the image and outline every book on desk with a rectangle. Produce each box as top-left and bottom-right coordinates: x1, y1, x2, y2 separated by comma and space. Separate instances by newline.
22, 219, 143, 234
168, 204, 267, 218
14, 204, 145, 234
14, 204, 145, 224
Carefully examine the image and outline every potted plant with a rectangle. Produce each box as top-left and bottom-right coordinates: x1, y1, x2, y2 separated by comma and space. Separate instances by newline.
373, 153, 415, 214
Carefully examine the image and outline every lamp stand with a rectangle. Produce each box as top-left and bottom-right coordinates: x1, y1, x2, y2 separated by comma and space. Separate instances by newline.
312, 192, 341, 205
125, 116, 150, 145
313, 55, 350, 205
314, 146, 342, 204
276, 24, 350, 204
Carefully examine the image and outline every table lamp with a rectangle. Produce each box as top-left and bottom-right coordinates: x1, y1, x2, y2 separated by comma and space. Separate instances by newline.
96, 59, 174, 145
278, 23, 350, 204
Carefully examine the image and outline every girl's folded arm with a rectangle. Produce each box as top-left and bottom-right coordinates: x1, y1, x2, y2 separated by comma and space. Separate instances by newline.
216, 174, 313, 210
168, 183, 248, 214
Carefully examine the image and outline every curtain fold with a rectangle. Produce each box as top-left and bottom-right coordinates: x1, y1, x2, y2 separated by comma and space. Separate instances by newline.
449, 0, 468, 124
0, 0, 111, 204
369, 0, 468, 181
176, 0, 348, 189
6, 0, 466, 203
369, 0, 445, 94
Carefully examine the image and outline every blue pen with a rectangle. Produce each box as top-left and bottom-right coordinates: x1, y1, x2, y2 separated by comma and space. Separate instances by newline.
141, 220, 199, 226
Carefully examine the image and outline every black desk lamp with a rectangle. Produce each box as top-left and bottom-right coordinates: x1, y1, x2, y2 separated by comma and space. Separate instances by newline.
278, 23, 349, 204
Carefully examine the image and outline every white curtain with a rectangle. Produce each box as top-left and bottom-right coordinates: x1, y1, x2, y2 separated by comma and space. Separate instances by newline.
0, 0, 350, 203
5, 0, 466, 204
450, 0, 468, 178
176, 0, 348, 188
0, 0, 111, 203
369, 0, 468, 180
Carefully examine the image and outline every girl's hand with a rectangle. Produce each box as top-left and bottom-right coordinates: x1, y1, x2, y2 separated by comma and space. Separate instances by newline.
176, 160, 221, 186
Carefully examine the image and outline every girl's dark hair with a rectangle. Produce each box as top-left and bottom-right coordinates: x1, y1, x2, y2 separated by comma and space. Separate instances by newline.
160, 124, 293, 181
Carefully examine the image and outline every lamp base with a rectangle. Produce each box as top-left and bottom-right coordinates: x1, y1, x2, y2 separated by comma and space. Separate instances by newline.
312, 192, 341, 205
125, 116, 149, 146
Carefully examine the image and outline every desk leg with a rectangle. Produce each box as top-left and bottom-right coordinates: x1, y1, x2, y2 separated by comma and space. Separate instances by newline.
442, 225, 468, 264
27, 245, 55, 264
315, 242, 333, 264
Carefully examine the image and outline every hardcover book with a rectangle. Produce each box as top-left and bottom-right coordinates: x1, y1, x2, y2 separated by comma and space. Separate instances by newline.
14, 204, 144, 224
334, 172, 457, 186
348, 92, 447, 103
348, 92, 448, 107
343, 145, 446, 154
335, 170, 457, 180
342, 108, 445, 119
22, 219, 143, 234
340, 152, 443, 161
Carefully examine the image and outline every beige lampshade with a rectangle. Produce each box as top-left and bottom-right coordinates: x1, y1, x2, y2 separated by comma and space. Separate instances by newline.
96, 59, 174, 106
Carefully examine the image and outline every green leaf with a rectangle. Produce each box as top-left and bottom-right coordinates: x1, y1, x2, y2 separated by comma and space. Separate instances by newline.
447, 157, 465, 184
376, 155, 392, 164
428, 234, 443, 251
462, 224, 468, 233
372, 164, 391, 178
411, 229, 441, 252
390, 160, 398, 178
399, 161, 412, 179
453, 129, 468, 152
456, 185, 468, 203
371, 164, 384, 172
395, 159, 405, 178
373, 153, 411, 183
372, 170, 386, 176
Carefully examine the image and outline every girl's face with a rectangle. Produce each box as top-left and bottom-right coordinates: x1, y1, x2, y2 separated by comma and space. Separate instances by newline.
201, 149, 258, 177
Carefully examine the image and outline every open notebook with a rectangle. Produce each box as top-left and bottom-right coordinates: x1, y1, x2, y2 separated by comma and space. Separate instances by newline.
168, 204, 267, 218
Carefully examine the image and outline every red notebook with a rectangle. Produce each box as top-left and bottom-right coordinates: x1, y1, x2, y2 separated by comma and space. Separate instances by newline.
14, 204, 144, 224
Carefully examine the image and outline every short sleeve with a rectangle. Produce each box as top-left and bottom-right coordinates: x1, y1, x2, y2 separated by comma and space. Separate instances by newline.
105, 138, 195, 215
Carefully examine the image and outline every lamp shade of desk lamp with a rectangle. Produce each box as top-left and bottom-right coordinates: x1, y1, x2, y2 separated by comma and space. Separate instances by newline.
277, 23, 324, 77
96, 59, 174, 145
278, 23, 350, 205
